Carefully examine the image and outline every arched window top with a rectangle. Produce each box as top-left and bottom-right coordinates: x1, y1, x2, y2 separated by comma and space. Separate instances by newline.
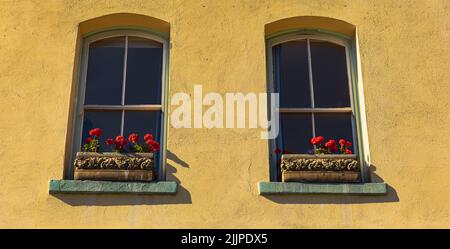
78, 13, 170, 39
268, 33, 350, 49
265, 16, 355, 39
84, 29, 166, 47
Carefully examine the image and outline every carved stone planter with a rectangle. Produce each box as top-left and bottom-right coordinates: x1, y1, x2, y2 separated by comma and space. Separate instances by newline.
281, 154, 360, 183
73, 152, 154, 182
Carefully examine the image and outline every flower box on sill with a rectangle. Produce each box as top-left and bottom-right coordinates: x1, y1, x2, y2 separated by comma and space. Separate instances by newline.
281, 154, 360, 183
73, 152, 155, 182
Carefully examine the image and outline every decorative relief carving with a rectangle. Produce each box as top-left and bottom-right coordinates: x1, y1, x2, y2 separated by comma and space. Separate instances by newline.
74, 152, 154, 170
281, 157, 359, 172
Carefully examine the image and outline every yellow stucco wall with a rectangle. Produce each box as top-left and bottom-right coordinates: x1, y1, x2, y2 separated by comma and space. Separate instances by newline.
0, 0, 449, 228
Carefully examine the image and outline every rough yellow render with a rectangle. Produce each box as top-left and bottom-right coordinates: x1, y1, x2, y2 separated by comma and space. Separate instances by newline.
0, 0, 449, 228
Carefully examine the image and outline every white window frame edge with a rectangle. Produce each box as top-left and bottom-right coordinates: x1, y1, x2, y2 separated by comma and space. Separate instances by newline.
266, 31, 371, 182
68, 29, 169, 181
352, 29, 372, 182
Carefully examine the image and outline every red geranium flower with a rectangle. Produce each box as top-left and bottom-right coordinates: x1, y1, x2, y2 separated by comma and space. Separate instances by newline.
339, 139, 346, 146
105, 138, 114, 145
144, 134, 153, 141
128, 133, 139, 143
345, 141, 352, 147
325, 139, 338, 152
325, 139, 336, 147
274, 148, 282, 154
310, 136, 325, 145
146, 140, 160, 152
89, 128, 102, 137
345, 149, 353, 154
85, 137, 92, 144
115, 135, 127, 146
152, 143, 160, 152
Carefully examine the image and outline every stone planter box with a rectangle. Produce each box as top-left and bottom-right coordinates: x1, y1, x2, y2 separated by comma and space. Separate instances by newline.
281, 154, 360, 183
73, 152, 154, 182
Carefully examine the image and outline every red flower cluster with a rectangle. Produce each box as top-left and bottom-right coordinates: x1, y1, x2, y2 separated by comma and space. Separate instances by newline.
325, 139, 338, 152
310, 136, 353, 155
339, 139, 352, 148
103, 132, 159, 153
144, 134, 160, 152
338, 139, 352, 154
89, 128, 102, 137
128, 133, 139, 143
310, 136, 325, 145
114, 135, 127, 151
82, 127, 160, 154
144, 134, 153, 141
83, 128, 102, 152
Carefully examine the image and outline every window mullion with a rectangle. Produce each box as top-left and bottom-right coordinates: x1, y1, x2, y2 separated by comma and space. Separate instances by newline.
122, 36, 129, 106
120, 110, 125, 136
120, 36, 129, 136
307, 39, 315, 109
307, 39, 317, 142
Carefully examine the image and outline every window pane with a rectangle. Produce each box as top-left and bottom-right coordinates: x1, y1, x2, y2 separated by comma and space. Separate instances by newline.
273, 40, 311, 108
123, 111, 161, 143
85, 36, 125, 105
82, 111, 122, 151
280, 113, 313, 154
310, 40, 350, 108
125, 36, 163, 105
314, 113, 354, 151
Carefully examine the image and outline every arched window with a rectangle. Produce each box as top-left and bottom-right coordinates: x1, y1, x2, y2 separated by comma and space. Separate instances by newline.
267, 31, 369, 182
70, 30, 168, 179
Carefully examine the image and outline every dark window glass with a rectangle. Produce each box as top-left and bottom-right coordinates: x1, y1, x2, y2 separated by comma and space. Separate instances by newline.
314, 113, 354, 150
123, 111, 161, 142
310, 40, 350, 107
125, 36, 163, 105
280, 113, 313, 154
85, 37, 125, 105
82, 111, 122, 151
273, 40, 311, 108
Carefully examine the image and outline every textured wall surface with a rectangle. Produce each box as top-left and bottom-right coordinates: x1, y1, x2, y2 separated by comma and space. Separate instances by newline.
0, 0, 449, 228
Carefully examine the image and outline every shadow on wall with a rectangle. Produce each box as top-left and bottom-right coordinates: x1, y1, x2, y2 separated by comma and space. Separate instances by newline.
262, 165, 400, 204
167, 150, 189, 168
51, 150, 192, 206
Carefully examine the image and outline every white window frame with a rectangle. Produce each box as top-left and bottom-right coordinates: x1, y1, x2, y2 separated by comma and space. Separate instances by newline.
267, 32, 369, 182
69, 30, 168, 180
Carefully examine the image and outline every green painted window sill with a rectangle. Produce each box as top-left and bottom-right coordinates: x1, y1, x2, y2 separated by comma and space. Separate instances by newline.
258, 182, 387, 195
49, 180, 177, 195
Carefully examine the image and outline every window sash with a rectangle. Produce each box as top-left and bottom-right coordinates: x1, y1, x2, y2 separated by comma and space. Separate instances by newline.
271, 37, 354, 110
81, 32, 167, 108
80, 33, 165, 137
